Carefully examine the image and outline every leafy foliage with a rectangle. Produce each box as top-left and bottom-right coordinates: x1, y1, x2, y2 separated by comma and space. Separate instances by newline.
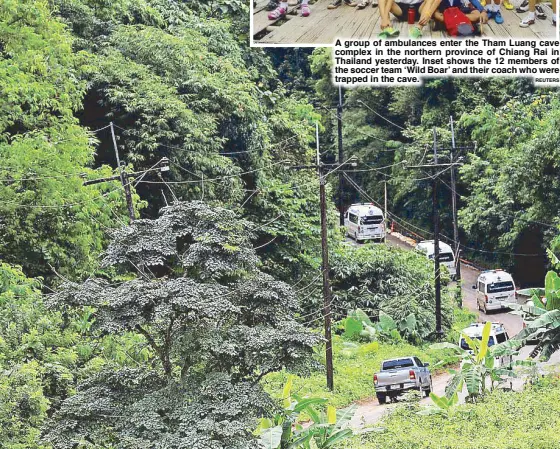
0, 0, 132, 280
508, 270, 560, 360
343, 309, 403, 343
0, 261, 153, 449
431, 322, 530, 401
255, 377, 355, 449
45, 201, 319, 449
330, 244, 453, 343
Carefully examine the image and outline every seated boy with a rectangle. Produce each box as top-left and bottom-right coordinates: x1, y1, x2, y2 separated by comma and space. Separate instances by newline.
433, 0, 488, 26
376, 0, 421, 38
377, 0, 441, 38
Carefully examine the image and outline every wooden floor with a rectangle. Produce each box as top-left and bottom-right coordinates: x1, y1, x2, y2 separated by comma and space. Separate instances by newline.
252, 0, 557, 44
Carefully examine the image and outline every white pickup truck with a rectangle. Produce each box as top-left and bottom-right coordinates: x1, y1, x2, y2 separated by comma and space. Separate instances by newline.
373, 356, 433, 404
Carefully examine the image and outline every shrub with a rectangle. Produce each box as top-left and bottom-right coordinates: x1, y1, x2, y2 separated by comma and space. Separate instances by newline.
329, 244, 454, 343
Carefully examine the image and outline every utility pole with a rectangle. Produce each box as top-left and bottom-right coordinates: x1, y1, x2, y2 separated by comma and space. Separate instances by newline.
449, 116, 461, 285
384, 181, 388, 229
432, 128, 443, 340
289, 124, 356, 391
83, 147, 170, 221
337, 86, 345, 226
319, 158, 334, 391
110, 122, 135, 222
405, 129, 464, 339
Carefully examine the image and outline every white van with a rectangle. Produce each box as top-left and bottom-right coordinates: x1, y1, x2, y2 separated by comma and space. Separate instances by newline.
473, 269, 516, 313
415, 240, 457, 280
459, 322, 512, 367
344, 203, 385, 243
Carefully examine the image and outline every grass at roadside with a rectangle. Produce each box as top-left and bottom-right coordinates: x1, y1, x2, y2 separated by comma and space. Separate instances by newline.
343, 377, 560, 449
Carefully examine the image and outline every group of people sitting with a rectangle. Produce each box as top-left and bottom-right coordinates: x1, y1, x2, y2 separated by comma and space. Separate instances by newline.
263, 0, 557, 38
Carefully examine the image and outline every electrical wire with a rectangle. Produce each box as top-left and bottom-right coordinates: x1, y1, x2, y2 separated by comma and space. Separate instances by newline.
0, 173, 81, 183
137, 160, 288, 185
90, 124, 112, 133
295, 270, 325, 293
343, 160, 407, 174
253, 236, 277, 250
357, 100, 405, 131
248, 213, 284, 232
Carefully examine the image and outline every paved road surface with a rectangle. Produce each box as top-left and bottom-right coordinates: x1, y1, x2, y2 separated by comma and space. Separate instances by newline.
347, 233, 559, 429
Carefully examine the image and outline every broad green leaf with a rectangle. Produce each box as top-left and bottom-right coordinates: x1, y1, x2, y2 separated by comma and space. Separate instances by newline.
335, 404, 357, 429
324, 429, 353, 448
283, 376, 293, 408
293, 398, 328, 414
259, 426, 283, 449
478, 321, 492, 362
327, 405, 336, 425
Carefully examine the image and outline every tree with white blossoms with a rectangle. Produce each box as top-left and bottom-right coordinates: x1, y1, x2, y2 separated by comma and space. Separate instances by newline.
44, 201, 319, 449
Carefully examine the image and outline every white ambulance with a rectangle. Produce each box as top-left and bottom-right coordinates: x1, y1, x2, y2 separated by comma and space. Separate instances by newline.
344, 203, 386, 243
473, 269, 516, 313
415, 240, 457, 280
459, 322, 513, 367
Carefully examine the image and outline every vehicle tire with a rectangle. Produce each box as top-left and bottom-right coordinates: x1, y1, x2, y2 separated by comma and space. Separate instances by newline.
355, 232, 362, 244
377, 393, 387, 404
426, 380, 433, 396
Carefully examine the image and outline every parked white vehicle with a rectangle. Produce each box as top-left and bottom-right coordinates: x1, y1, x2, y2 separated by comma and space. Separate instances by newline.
344, 203, 385, 243
415, 240, 457, 280
459, 322, 513, 367
473, 269, 516, 313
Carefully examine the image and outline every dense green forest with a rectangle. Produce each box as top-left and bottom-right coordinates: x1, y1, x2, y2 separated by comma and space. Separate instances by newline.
2, 1, 560, 448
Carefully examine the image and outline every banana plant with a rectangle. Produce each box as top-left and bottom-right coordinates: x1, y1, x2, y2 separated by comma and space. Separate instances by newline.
255, 377, 355, 449
417, 390, 460, 417
508, 271, 560, 360
431, 322, 531, 401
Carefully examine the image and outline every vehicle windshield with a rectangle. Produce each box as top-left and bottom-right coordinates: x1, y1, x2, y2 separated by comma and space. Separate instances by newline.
439, 252, 454, 262
361, 215, 383, 225
487, 281, 514, 293
460, 336, 495, 350
382, 358, 414, 370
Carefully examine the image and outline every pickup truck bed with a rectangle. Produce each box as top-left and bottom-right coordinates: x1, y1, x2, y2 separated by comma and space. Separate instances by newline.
374, 356, 432, 404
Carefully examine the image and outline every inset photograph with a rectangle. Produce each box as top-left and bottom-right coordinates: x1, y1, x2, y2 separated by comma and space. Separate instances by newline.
252, 0, 558, 44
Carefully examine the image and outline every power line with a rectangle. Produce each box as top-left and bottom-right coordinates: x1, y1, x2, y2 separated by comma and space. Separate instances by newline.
90, 124, 112, 133
136, 160, 289, 185
356, 100, 405, 130
0, 173, 80, 183
342, 160, 408, 174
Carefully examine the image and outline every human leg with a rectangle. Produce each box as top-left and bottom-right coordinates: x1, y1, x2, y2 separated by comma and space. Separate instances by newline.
379, 0, 396, 28
418, 0, 442, 26
519, 0, 536, 25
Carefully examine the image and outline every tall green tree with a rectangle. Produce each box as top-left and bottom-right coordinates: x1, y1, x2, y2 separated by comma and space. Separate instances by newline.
45, 201, 319, 449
